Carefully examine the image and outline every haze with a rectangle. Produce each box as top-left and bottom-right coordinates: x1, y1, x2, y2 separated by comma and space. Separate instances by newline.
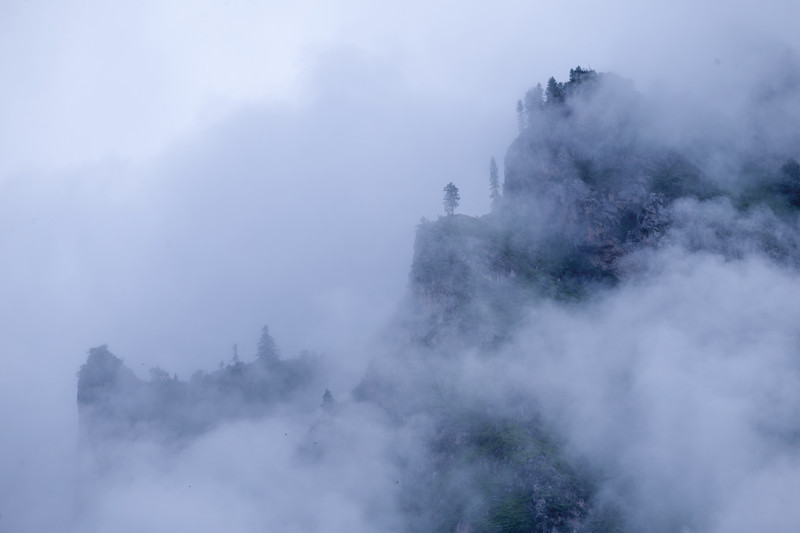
2, 1, 800, 532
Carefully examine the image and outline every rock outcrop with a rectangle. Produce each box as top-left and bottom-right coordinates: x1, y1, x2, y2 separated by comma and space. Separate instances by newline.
77, 343, 324, 444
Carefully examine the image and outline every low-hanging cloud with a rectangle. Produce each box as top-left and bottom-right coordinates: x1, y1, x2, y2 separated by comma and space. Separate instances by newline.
477, 247, 800, 532
72, 402, 417, 533
3, 1, 800, 532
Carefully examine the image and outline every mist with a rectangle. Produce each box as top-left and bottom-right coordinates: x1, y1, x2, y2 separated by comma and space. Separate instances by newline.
501, 249, 800, 531
3, 1, 800, 532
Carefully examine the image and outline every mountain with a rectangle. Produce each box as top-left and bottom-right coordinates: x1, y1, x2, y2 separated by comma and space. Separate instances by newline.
76, 66, 800, 532
402, 67, 800, 352
77, 343, 325, 445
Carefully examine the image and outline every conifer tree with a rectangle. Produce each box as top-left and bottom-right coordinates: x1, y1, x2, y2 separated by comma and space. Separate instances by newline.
545, 77, 564, 105
443, 182, 460, 216
489, 157, 500, 208
516, 99, 525, 132
256, 325, 279, 362
524, 83, 544, 125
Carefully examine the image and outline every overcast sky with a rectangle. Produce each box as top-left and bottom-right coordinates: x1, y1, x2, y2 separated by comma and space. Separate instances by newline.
2, 1, 800, 530
3, 0, 799, 361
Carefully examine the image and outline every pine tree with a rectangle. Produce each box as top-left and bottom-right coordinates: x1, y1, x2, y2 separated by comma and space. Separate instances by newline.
443, 182, 460, 216
545, 77, 564, 105
516, 99, 525, 132
564, 66, 598, 97
256, 325, 279, 362
524, 83, 544, 126
489, 157, 500, 208
568, 66, 595, 85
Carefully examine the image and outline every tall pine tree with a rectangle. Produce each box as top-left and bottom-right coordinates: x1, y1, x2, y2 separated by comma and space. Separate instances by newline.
489, 157, 500, 209
545, 77, 564, 105
443, 182, 460, 216
256, 325, 279, 362
524, 83, 544, 126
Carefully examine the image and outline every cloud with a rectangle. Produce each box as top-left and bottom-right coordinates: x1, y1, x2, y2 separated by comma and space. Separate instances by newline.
72, 404, 410, 533
487, 248, 800, 531
2, 1, 800, 531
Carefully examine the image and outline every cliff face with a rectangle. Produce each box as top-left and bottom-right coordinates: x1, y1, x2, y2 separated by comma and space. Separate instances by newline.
407, 71, 796, 349
379, 70, 800, 531
502, 94, 718, 268
503, 141, 700, 273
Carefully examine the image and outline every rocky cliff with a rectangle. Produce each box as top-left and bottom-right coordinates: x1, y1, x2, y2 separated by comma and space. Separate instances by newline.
405, 68, 800, 351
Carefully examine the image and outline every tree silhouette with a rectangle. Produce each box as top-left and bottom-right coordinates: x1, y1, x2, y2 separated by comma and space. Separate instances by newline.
256, 325, 279, 362
443, 182, 461, 216
545, 76, 564, 105
524, 83, 543, 125
516, 99, 525, 132
489, 157, 500, 208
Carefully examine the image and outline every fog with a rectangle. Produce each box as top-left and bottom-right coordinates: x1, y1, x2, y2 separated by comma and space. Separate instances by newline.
2, 1, 800, 532
502, 249, 800, 531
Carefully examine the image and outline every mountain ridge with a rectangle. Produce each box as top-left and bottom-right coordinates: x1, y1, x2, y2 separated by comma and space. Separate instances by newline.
76, 66, 800, 532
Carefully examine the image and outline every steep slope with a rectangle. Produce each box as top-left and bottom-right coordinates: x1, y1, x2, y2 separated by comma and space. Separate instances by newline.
76, 66, 800, 533
359, 67, 800, 531
403, 68, 800, 351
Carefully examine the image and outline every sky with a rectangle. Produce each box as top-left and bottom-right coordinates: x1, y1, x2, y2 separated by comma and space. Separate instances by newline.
2, 0, 800, 531
3, 0, 799, 365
